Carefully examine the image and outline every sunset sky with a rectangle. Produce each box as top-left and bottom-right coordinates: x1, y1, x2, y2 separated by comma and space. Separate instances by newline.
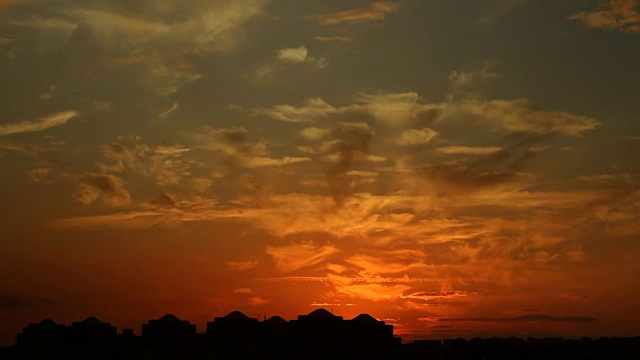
1, 0, 639, 345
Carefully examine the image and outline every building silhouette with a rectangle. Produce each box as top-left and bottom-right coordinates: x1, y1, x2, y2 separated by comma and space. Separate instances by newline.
9, 309, 640, 359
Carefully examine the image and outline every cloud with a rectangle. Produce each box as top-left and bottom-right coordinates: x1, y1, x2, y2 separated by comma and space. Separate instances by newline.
277, 46, 312, 63
74, 173, 132, 207
0, 111, 79, 136
225, 260, 258, 271
396, 128, 438, 146
29, 167, 52, 182
157, 102, 179, 121
346, 250, 428, 276
256, 92, 442, 126
265, 242, 340, 272
16, 1, 267, 94
300, 127, 331, 140
231, 288, 269, 306
314, 36, 352, 42
99, 137, 206, 189
52, 211, 167, 228
254, 46, 328, 81
192, 126, 309, 169
449, 61, 500, 88
356, 92, 441, 126
424, 315, 596, 323
232, 288, 255, 295
403, 291, 468, 300
569, 0, 640, 34
466, 99, 600, 135
246, 156, 311, 168
478, 0, 525, 25
255, 97, 339, 123
314, 2, 401, 25
436, 146, 504, 155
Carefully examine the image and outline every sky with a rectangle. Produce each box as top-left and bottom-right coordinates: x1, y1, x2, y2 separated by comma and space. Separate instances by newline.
0, 0, 639, 345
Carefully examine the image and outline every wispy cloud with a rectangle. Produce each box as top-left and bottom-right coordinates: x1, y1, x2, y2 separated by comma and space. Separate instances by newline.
225, 260, 258, 271
436, 146, 504, 155
478, 0, 525, 25
265, 242, 341, 272
0, 111, 79, 136
466, 99, 600, 135
569, 0, 640, 34
314, 2, 401, 25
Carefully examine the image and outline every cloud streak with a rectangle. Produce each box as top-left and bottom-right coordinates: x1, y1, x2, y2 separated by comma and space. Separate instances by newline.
423, 315, 596, 323
0, 111, 79, 136
314, 2, 401, 25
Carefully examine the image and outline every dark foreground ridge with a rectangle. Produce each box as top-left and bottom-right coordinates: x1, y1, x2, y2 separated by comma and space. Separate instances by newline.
1, 309, 639, 359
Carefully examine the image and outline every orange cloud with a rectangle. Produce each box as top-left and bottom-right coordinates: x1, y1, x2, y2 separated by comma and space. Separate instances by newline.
265, 242, 341, 272
314, 2, 401, 25
570, 0, 640, 34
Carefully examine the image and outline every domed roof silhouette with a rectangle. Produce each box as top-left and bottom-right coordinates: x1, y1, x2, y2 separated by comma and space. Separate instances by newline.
36, 318, 60, 327
224, 311, 251, 320
352, 314, 378, 323
158, 314, 183, 322
79, 317, 104, 325
306, 308, 337, 318
265, 316, 287, 324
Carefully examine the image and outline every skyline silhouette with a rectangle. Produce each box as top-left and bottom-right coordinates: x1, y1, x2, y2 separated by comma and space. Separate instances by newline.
4, 308, 639, 359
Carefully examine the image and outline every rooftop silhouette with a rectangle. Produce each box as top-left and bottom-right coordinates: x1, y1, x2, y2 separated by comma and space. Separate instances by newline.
5, 309, 639, 359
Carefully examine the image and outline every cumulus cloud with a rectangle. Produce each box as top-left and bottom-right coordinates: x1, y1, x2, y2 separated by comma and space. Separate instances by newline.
300, 127, 331, 140
265, 242, 340, 272
0, 111, 79, 136
569, 0, 640, 34
449, 61, 500, 88
314, 2, 401, 25
466, 99, 600, 135
254, 46, 328, 81
396, 128, 438, 146
256, 92, 442, 126
255, 98, 340, 123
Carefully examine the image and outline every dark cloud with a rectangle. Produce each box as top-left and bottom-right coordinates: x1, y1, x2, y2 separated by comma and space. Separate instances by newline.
324, 122, 375, 205
146, 192, 176, 209
74, 173, 132, 206
434, 315, 596, 323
